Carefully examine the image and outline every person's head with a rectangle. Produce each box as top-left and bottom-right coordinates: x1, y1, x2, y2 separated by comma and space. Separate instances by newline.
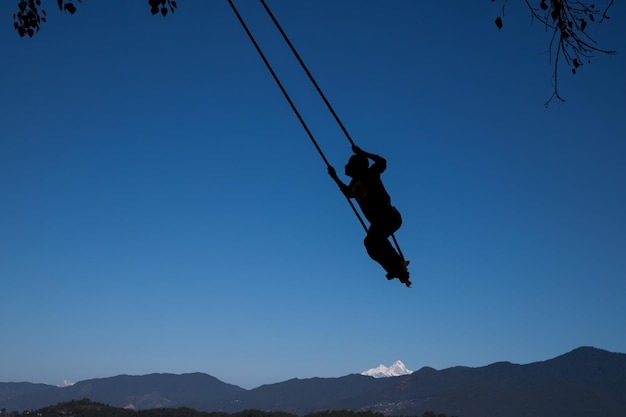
345, 154, 368, 178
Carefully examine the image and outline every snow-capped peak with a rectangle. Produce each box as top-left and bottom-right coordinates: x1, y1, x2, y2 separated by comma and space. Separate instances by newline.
361, 360, 412, 378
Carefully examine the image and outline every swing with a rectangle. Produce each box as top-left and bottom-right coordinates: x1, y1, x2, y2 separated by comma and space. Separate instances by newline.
228, 0, 410, 287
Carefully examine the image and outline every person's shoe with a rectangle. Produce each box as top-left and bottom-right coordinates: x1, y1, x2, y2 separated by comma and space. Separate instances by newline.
397, 267, 411, 288
387, 260, 411, 287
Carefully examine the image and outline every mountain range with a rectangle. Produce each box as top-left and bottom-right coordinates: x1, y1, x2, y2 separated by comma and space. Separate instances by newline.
2, 347, 625, 417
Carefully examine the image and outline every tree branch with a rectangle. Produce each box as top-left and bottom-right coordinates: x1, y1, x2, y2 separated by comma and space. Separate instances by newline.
13, 0, 176, 37
496, 0, 616, 106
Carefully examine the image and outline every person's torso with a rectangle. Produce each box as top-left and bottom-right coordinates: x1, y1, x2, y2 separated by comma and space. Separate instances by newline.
350, 170, 392, 222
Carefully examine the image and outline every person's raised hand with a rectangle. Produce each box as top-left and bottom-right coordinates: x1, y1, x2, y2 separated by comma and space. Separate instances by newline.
352, 145, 364, 155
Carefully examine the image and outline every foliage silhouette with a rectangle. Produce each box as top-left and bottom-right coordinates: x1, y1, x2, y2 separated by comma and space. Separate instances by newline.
493, 0, 616, 105
6, 400, 456, 417
12, 0, 177, 38
10, 1, 616, 105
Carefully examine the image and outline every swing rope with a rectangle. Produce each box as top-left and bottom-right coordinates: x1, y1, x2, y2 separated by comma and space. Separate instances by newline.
228, 0, 405, 262
227, 0, 368, 233
259, 0, 356, 148
258, 0, 405, 261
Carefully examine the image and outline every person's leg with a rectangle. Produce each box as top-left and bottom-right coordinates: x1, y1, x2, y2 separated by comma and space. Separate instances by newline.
364, 231, 399, 273
364, 211, 402, 274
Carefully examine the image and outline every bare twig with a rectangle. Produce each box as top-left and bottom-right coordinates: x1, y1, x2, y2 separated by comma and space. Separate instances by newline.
499, 0, 616, 105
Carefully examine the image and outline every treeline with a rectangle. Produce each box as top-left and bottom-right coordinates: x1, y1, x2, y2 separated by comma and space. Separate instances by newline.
1, 399, 455, 417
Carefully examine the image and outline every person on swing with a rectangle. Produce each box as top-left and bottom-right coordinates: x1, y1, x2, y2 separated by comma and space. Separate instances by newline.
328, 145, 411, 287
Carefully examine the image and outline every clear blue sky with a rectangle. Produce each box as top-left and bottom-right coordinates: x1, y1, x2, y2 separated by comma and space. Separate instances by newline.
1, 1, 625, 390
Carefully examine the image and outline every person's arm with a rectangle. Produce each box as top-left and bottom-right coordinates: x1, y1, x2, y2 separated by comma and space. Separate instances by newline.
328, 166, 352, 197
353, 145, 386, 173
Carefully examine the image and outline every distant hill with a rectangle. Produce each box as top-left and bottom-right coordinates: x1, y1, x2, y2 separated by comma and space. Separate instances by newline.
0, 382, 58, 404
2, 347, 625, 417
0, 373, 244, 412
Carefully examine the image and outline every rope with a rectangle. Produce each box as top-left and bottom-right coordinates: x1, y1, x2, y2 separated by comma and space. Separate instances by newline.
259, 0, 356, 148
259, 0, 405, 260
227, 0, 368, 232
228, 0, 406, 263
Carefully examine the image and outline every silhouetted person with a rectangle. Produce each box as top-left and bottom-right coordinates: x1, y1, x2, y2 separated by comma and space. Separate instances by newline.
328, 145, 410, 286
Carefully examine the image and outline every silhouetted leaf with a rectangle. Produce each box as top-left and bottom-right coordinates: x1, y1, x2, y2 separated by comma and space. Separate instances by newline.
64, 3, 76, 14
151, 6, 158, 15
551, 9, 559, 20
168, 0, 176, 13
57, 0, 62, 11
540, 0, 548, 10
27, 27, 34, 37
573, 58, 581, 67
161, 7, 167, 16
581, 19, 587, 30
495, 16, 503, 30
